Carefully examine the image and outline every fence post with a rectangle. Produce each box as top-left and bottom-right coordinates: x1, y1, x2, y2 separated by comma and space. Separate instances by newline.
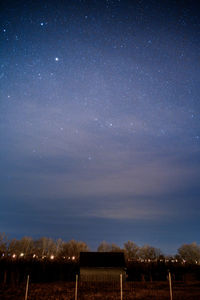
3, 270, 7, 285
120, 273, 123, 300
75, 274, 78, 300
24, 275, 29, 300
168, 271, 173, 300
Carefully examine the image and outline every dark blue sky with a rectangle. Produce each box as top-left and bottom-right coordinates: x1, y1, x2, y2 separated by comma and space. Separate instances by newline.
1, 0, 200, 254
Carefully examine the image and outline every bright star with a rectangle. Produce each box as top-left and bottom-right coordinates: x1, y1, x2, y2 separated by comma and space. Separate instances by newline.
55, 57, 59, 61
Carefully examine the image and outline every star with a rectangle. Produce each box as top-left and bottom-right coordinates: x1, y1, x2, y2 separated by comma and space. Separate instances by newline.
55, 57, 59, 61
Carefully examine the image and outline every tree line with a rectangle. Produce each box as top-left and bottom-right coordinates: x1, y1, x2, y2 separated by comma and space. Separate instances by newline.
0, 233, 200, 264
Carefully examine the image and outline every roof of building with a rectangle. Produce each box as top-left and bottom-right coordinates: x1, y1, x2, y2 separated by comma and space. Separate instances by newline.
80, 252, 126, 268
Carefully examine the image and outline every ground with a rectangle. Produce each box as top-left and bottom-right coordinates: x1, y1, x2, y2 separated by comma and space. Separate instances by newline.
1, 281, 200, 300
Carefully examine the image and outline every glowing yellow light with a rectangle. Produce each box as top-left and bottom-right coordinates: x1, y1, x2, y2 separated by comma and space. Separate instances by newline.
20, 253, 24, 257
12, 254, 16, 258
50, 255, 54, 260
72, 256, 75, 260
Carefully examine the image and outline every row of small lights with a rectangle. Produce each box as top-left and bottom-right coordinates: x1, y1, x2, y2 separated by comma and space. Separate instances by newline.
128, 258, 179, 262
1, 254, 199, 264
133, 259, 179, 263
129, 258, 199, 264
1, 253, 76, 260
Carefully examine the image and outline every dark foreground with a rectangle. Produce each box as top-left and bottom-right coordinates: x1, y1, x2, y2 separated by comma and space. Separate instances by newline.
1, 281, 200, 300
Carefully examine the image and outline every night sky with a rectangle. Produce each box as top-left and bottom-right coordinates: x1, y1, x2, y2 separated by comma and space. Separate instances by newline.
1, 0, 200, 254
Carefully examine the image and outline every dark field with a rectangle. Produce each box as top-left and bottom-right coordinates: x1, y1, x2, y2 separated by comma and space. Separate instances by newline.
1, 260, 200, 299
1, 281, 200, 300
